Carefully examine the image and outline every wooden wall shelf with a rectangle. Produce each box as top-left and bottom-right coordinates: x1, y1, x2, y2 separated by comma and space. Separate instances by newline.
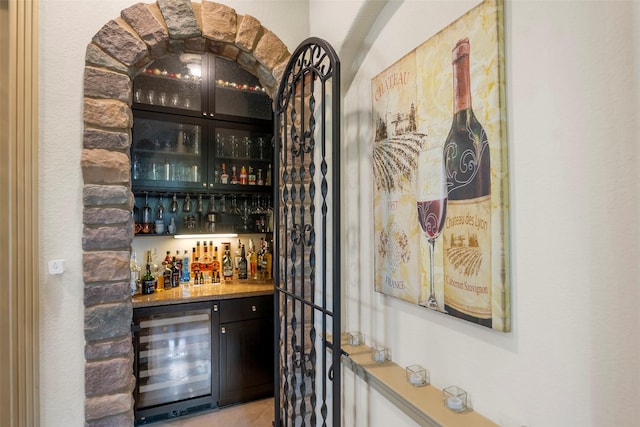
340, 338, 498, 427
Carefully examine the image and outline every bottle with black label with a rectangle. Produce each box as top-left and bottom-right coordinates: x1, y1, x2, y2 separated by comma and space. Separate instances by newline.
238, 244, 248, 279
222, 244, 234, 281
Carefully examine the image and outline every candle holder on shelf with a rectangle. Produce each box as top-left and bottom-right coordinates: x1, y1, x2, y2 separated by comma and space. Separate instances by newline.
346, 331, 363, 346
371, 345, 391, 364
442, 385, 468, 413
405, 365, 429, 387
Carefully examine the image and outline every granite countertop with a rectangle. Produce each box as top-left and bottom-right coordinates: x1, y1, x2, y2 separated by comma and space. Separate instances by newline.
132, 279, 274, 308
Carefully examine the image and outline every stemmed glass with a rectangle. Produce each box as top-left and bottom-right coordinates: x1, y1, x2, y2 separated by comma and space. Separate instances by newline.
416, 146, 447, 311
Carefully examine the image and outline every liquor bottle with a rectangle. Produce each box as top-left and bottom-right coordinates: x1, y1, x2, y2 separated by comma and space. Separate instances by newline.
142, 263, 156, 294
222, 244, 234, 280
442, 38, 492, 328
192, 257, 201, 285
257, 168, 264, 186
262, 240, 272, 279
231, 165, 239, 184
220, 163, 229, 184
196, 241, 201, 260
171, 256, 180, 288
248, 167, 256, 185
212, 245, 221, 277
146, 250, 159, 279
248, 239, 258, 279
162, 256, 172, 290
238, 244, 248, 279
129, 251, 141, 295
239, 165, 248, 185
200, 244, 213, 271
265, 164, 272, 186
235, 239, 242, 275
181, 250, 190, 283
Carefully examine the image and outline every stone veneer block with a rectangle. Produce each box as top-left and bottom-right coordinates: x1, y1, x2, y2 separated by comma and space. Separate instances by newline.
235, 14, 262, 53
158, 0, 201, 39
85, 43, 131, 76
85, 336, 133, 361
92, 20, 149, 68
83, 185, 130, 207
85, 302, 132, 342
84, 66, 132, 102
256, 63, 278, 97
85, 393, 133, 422
82, 149, 130, 185
83, 251, 131, 283
253, 30, 289, 70
202, 1, 237, 43
86, 358, 134, 397
84, 207, 132, 225
237, 50, 258, 74
183, 36, 206, 53
84, 98, 132, 129
85, 281, 132, 307
82, 225, 133, 251
85, 411, 135, 427
121, 3, 169, 59
83, 129, 130, 151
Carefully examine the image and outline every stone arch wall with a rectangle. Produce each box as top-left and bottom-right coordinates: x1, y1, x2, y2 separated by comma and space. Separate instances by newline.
81, 1, 290, 424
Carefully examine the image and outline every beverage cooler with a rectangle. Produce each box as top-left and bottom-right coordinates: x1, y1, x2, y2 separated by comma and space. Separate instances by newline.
132, 301, 219, 425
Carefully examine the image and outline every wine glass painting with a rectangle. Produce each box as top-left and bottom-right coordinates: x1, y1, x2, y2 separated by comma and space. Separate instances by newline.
372, 0, 511, 332
416, 147, 447, 311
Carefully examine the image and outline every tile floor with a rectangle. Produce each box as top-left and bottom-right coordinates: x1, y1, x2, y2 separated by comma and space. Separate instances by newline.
151, 398, 274, 427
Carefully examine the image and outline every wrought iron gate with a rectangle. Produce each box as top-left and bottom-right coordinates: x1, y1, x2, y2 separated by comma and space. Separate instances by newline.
273, 38, 341, 427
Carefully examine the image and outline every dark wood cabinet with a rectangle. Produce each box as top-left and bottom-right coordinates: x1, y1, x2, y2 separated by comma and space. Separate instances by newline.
218, 295, 274, 406
132, 295, 274, 424
131, 52, 274, 235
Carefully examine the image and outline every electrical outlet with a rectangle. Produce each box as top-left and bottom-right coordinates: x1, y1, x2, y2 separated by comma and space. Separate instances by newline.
48, 259, 64, 275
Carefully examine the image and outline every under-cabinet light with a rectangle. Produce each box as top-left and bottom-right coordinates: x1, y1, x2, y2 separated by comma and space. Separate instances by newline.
173, 233, 238, 239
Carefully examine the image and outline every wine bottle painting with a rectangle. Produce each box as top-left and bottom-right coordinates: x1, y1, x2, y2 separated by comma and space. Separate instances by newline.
372, 0, 510, 332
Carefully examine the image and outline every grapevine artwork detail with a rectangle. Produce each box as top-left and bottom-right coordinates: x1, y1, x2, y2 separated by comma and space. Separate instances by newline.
372, 0, 511, 332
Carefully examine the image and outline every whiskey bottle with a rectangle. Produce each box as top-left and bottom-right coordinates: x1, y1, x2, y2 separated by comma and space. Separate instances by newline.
238, 244, 248, 279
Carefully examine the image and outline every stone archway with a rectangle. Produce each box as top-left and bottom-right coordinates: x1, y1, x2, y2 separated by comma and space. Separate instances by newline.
81, 1, 290, 424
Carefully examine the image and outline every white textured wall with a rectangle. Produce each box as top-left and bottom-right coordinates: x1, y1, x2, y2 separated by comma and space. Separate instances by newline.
318, 1, 640, 426
40, 0, 640, 426
38, 1, 307, 425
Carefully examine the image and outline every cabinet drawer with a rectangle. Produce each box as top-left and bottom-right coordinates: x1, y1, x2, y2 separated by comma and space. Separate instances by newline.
219, 295, 272, 323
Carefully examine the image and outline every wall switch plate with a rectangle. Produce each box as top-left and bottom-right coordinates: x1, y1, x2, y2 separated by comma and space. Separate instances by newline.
48, 259, 64, 275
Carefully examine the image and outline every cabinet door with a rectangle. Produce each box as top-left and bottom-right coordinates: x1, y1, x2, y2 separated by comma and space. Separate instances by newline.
133, 53, 203, 115
212, 55, 273, 122
219, 317, 274, 406
132, 112, 207, 191
211, 124, 273, 189
133, 303, 216, 412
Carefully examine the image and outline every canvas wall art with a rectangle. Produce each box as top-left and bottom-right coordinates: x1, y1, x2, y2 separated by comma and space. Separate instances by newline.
372, 0, 510, 331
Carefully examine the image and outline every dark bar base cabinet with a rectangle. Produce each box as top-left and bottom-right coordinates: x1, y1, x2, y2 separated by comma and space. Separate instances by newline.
132, 295, 273, 425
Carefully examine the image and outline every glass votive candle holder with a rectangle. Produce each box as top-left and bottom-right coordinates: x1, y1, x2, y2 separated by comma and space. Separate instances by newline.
347, 331, 363, 346
405, 365, 429, 387
371, 345, 391, 364
442, 385, 468, 413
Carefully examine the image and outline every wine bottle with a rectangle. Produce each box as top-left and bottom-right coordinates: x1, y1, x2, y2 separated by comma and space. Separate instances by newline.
442, 38, 492, 328
249, 239, 258, 279
142, 263, 156, 294
238, 244, 248, 279
222, 244, 234, 280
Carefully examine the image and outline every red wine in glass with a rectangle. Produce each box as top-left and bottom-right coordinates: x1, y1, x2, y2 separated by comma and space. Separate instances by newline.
417, 198, 447, 240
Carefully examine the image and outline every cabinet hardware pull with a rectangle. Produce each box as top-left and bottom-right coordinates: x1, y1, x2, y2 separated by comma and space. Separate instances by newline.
221, 327, 226, 334
251, 305, 257, 312
213, 304, 218, 311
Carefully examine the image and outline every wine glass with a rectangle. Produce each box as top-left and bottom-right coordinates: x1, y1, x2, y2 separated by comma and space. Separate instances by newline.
416, 146, 447, 311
